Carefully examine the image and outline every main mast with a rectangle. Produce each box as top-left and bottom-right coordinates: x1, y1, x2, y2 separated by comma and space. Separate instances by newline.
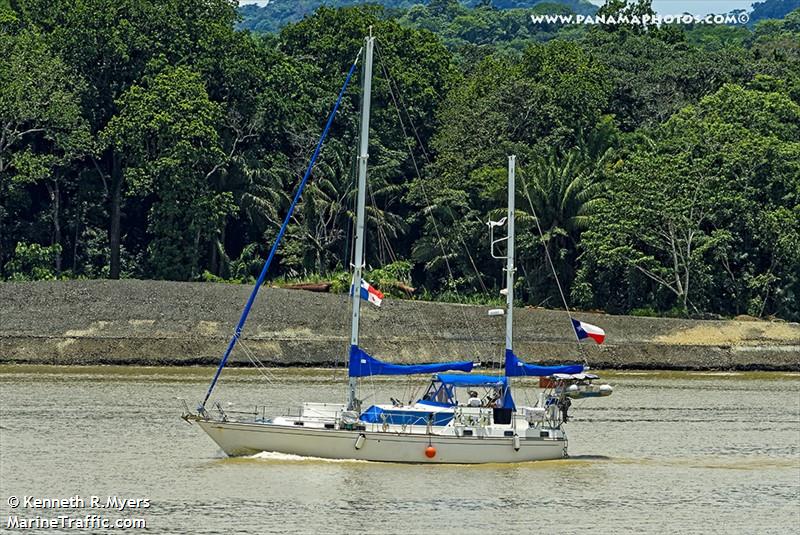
505, 155, 516, 353
348, 33, 375, 411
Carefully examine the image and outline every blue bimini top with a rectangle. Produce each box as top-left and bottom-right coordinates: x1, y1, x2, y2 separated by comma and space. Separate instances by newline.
430, 374, 516, 411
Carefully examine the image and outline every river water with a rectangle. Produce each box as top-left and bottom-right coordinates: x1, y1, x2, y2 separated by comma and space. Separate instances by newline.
1, 365, 798, 534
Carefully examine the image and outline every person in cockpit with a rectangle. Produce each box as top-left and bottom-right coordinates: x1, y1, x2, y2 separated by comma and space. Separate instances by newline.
467, 390, 482, 407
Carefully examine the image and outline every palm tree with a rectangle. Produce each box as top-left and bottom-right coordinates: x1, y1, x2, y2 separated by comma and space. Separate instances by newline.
205, 153, 291, 279
517, 147, 607, 306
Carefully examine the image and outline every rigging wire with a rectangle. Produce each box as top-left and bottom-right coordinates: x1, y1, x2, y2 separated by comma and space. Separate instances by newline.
379, 60, 589, 374
236, 338, 309, 409
333, 155, 359, 385
342, 39, 481, 407
374, 41, 490, 366
518, 163, 587, 365
201, 48, 364, 409
376, 44, 490, 296
375, 44, 490, 297
364, 180, 439, 405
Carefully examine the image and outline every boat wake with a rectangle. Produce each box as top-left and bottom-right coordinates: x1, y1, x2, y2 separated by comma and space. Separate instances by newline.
565, 454, 613, 461
246, 451, 370, 464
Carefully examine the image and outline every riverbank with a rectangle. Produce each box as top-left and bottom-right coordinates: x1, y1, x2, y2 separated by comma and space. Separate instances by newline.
0, 280, 797, 370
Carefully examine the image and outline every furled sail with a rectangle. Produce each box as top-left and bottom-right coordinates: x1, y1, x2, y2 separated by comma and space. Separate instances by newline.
348, 345, 474, 377
504, 349, 584, 377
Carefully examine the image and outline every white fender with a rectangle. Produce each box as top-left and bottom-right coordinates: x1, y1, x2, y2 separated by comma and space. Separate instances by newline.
513, 434, 520, 451
354, 433, 366, 450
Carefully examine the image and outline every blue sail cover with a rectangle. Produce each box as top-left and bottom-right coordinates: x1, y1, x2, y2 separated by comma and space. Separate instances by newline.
504, 349, 584, 377
348, 345, 474, 378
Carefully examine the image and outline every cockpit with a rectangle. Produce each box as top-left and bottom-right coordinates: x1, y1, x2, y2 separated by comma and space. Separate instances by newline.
418, 374, 516, 424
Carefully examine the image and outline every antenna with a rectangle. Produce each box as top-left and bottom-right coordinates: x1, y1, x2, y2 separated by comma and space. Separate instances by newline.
487, 219, 508, 259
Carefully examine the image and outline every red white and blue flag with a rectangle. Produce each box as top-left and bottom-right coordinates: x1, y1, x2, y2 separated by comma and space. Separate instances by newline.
356, 279, 383, 307
572, 319, 605, 344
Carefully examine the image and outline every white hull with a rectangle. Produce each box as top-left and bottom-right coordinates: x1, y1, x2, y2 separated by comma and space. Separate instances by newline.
195, 419, 567, 464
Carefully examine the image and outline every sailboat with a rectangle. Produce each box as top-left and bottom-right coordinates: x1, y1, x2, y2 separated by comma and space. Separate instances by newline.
184, 34, 612, 463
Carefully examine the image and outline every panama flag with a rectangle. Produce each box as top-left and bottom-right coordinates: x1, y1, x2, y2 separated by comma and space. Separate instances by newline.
572, 318, 605, 344
358, 279, 383, 307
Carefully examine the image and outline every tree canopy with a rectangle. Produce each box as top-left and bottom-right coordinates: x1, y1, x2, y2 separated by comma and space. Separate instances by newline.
2, 0, 799, 321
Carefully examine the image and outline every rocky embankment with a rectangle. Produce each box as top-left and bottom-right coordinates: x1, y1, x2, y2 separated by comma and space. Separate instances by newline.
0, 280, 798, 370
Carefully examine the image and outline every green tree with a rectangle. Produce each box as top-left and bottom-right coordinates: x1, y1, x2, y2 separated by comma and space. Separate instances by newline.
16, 0, 241, 278
584, 30, 754, 131
3, 241, 62, 280
278, 6, 457, 275
196, 33, 318, 278
0, 30, 89, 276
410, 40, 610, 294
576, 84, 800, 319
749, 0, 800, 25
103, 66, 233, 280
517, 146, 608, 305
749, 9, 800, 104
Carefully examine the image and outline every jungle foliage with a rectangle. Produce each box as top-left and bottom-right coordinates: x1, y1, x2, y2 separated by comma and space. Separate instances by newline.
1, 0, 798, 321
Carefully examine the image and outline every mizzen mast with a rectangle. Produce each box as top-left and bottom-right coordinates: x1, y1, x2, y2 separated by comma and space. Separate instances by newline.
505, 155, 516, 353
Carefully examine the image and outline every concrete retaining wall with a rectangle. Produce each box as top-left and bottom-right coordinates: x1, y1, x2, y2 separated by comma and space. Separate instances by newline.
0, 280, 797, 370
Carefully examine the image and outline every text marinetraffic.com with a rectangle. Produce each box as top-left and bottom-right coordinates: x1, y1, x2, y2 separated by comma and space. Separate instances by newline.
5, 495, 149, 531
